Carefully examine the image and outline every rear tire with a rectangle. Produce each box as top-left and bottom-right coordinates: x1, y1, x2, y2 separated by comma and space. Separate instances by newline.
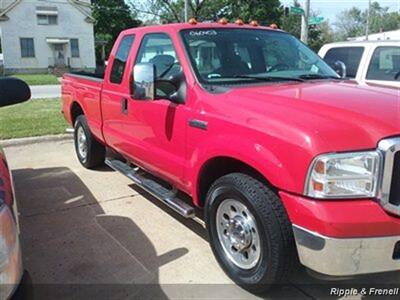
205, 173, 296, 293
74, 115, 105, 169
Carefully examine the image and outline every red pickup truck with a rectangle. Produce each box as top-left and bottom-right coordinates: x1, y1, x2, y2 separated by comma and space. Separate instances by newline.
62, 22, 400, 291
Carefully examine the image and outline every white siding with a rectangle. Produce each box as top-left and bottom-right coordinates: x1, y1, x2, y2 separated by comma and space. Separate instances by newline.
0, 0, 95, 72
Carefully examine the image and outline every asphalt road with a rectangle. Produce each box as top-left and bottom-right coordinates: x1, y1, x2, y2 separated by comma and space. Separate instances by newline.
30, 85, 61, 99
4, 139, 399, 300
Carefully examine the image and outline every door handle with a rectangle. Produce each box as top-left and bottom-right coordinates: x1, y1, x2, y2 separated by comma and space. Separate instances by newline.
121, 98, 128, 114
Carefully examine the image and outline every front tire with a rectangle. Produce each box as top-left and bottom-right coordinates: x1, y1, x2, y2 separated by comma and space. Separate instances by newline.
205, 173, 296, 293
74, 115, 105, 169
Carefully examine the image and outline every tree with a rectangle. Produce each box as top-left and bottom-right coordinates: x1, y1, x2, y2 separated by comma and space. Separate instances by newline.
130, 0, 223, 23
92, 0, 141, 63
280, 0, 301, 38
334, 7, 364, 40
280, 1, 334, 52
130, 0, 282, 24
308, 21, 334, 52
334, 2, 400, 40
222, 0, 282, 25
366, 2, 400, 34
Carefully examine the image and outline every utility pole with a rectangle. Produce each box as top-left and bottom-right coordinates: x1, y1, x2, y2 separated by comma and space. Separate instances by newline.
365, 0, 371, 40
184, 0, 189, 22
300, 0, 311, 44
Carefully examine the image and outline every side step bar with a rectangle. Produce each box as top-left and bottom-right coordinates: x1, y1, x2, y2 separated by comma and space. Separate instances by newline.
105, 159, 195, 218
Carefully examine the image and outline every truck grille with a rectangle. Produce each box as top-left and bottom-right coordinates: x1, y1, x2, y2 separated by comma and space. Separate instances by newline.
389, 152, 400, 207
378, 137, 400, 216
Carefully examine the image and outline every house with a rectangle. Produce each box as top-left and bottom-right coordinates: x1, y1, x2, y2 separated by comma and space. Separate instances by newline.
0, 0, 96, 74
349, 29, 400, 41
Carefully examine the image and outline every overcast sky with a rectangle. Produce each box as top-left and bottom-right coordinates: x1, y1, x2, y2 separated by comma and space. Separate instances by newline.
280, 0, 400, 23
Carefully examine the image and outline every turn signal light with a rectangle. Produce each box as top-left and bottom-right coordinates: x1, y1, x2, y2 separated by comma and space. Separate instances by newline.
250, 20, 259, 26
218, 18, 228, 25
188, 18, 197, 25
235, 19, 244, 26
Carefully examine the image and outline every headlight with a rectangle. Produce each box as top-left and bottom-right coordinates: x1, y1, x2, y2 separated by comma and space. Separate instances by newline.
305, 151, 381, 198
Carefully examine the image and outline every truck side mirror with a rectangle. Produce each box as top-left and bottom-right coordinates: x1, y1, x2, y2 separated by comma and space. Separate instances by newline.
132, 63, 156, 100
0, 77, 31, 107
332, 60, 347, 78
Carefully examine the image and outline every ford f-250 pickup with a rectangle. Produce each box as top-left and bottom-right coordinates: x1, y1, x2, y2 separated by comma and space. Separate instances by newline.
62, 21, 400, 292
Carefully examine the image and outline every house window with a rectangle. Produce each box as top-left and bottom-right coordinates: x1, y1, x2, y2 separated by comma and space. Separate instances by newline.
37, 14, 57, 25
20, 38, 35, 58
70, 39, 80, 57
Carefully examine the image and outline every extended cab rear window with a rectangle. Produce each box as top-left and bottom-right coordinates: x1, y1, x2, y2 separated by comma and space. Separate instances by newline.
110, 35, 135, 84
324, 47, 364, 78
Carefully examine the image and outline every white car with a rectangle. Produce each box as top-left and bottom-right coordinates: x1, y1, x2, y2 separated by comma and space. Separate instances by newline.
319, 40, 400, 88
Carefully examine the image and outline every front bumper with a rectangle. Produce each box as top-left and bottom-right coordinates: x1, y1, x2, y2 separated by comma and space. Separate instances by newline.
279, 191, 400, 276
293, 225, 400, 276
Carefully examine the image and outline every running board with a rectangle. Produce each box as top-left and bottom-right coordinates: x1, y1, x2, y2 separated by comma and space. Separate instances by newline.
105, 158, 195, 218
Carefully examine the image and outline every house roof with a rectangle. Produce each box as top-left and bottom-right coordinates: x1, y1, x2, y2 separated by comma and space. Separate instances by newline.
69, 0, 95, 23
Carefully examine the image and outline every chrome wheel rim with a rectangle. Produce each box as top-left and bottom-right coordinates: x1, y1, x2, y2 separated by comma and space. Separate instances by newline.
216, 199, 261, 269
77, 126, 88, 161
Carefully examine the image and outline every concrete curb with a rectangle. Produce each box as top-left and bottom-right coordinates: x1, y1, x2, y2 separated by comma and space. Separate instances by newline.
0, 133, 73, 147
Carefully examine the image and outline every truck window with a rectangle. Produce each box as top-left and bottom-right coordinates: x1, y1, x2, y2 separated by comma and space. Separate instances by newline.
135, 33, 181, 79
186, 39, 253, 77
110, 35, 135, 84
324, 47, 364, 78
366, 46, 400, 82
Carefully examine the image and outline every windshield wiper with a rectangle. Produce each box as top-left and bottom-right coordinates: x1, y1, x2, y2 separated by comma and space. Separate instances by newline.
298, 74, 340, 80
232, 75, 305, 82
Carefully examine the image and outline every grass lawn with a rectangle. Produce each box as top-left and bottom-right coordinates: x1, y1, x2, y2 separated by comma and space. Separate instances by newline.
11, 74, 60, 85
0, 98, 68, 139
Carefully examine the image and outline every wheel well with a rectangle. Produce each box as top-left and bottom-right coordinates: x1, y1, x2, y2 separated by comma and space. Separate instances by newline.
71, 102, 84, 125
197, 157, 276, 207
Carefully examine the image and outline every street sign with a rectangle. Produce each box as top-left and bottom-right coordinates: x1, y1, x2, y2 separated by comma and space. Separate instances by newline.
290, 6, 304, 15
308, 16, 324, 25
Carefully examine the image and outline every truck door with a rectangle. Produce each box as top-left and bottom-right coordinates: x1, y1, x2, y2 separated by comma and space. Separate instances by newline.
118, 33, 187, 187
101, 34, 136, 149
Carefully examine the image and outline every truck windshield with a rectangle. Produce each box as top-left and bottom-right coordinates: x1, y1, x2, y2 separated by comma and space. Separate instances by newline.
181, 28, 339, 85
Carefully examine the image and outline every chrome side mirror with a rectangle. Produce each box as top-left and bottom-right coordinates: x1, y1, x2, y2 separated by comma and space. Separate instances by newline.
132, 63, 156, 100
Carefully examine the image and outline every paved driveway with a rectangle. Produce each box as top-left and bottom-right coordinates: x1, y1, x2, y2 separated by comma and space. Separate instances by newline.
30, 85, 61, 99
4, 139, 399, 299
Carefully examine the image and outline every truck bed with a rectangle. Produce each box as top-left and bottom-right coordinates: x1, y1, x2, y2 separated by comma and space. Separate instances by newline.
66, 71, 104, 82
61, 72, 104, 142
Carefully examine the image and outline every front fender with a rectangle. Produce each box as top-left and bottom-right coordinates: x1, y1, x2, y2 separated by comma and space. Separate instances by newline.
189, 133, 309, 205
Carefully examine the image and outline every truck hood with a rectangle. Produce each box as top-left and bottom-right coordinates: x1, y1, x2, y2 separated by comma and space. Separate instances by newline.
222, 80, 400, 152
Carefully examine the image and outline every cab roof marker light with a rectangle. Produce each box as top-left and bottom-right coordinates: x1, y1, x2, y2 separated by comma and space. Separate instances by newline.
218, 18, 228, 25
270, 23, 279, 29
250, 20, 259, 26
235, 19, 244, 26
188, 18, 197, 25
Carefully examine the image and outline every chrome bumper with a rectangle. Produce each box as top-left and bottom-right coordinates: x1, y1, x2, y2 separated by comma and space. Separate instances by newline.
293, 225, 400, 276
